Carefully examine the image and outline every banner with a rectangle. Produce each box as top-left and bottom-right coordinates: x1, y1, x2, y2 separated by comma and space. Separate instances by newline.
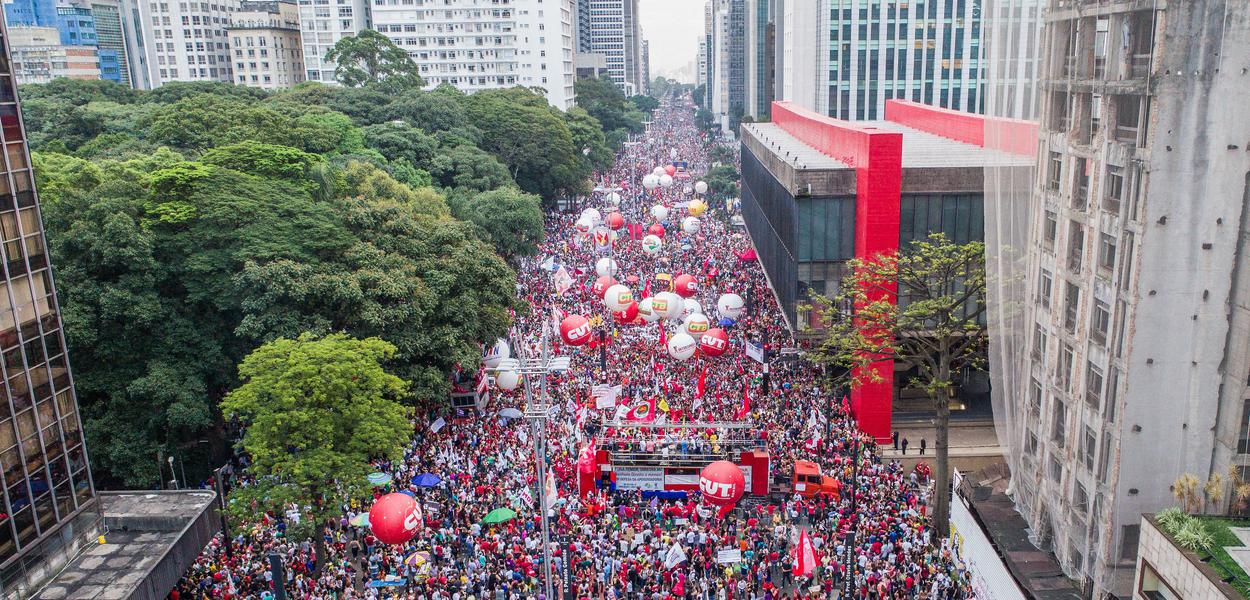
664, 543, 688, 570
615, 467, 664, 491
746, 341, 765, 364
715, 548, 742, 564
430, 417, 446, 433
592, 384, 622, 409
950, 471, 1028, 600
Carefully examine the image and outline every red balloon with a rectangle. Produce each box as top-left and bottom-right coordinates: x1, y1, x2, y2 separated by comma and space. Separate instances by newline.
613, 301, 639, 324
664, 165, 677, 176
673, 274, 698, 298
648, 224, 666, 238
560, 315, 593, 346
592, 276, 617, 299
699, 328, 729, 357
699, 460, 745, 507
606, 212, 625, 231
368, 493, 422, 545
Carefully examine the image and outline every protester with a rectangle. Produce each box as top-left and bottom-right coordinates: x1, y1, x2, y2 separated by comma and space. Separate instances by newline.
173, 96, 974, 600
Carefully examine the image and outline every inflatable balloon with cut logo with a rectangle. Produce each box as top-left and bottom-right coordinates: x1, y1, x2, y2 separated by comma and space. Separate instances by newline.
560, 315, 593, 346
652, 292, 683, 320
673, 274, 698, 298
699, 329, 730, 357
717, 293, 746, 320
699, 461, 745, 518
369, 493, 423, 545
592, 275, 617, 299
682, 217, 701, 235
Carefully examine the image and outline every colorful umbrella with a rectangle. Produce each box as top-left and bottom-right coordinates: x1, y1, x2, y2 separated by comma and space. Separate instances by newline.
413, 473, 441, 488
404, 551, 430, 567
498, 408, 524, 419
482, 507, 517, 524
367, 472, 393, 486
349, 513, 370, 527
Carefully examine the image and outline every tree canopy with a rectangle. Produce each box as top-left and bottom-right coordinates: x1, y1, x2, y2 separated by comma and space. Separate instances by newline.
323, 29, 423, 91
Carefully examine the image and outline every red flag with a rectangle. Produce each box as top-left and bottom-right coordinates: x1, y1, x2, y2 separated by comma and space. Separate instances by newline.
641, 279, 652, 299
659, 321, 667, 347
735, 378, 751, 420
792, 529, 818, 576
696, 365, 708, 398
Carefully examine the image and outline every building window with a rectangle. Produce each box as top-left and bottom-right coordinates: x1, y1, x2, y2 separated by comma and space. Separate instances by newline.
1105, 165, 1124, 213
1064, 283, 1080, 333
1048, 151, 1062, 191
1080, 426, 1096, 472
1138, 561, 1177, 600
1060, 344, 1075, 393
1091, 300, 1111, 344
1086, 363, 1104, 409
1039, 269, 1053, 309
1049, 454, 1063, 483
1073, 479, 1089, 513
1044, 211, 1058, 250
1098, 233, 1117, 273
1238, 398, 1250, 454
1052, 398, 1067, 447
1068, 222, 1084, 273
1030, 378, 1043, 418
1098, 431, 1113, 482
1073, 157, 1088, 208
1033, 324, 1048, 360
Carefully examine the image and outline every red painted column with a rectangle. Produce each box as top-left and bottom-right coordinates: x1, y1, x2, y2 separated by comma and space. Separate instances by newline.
850, 129, 903, 444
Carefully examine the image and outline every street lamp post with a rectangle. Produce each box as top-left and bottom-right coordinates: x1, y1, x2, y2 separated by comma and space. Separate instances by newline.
495, 324, 571, 600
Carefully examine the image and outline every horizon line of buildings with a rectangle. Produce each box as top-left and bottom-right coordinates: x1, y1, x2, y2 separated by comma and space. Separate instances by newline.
0, 0, 654, 109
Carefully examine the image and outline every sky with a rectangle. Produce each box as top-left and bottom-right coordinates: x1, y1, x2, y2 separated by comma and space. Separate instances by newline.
638, 0, 704, 83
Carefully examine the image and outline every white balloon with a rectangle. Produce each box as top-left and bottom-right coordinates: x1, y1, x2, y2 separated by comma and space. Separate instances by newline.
604, 284, 634, 312
680, 298, 702, 320
607, 192, 621, 206
682, 313, 710, 336
666, 333, 697, 361
717, 293, 746, 319
651, 205, 669, 221
694, 181, 709, 194
575, 217, 594, 234
595, 257, 619, 277
580, 208, 602, 225
642, 174, 660, 190
496, 370, 521, 391
659, 174, 674, 188
652, 166, 666, 176
638, 297, 661, 323
483, 338, 510, 369
652, 292, 683, 320
682, 216, 701, 235
641, 234, 663, 255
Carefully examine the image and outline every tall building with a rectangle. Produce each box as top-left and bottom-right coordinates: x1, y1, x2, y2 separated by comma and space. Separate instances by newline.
0, 14, 102, 596
696, 36, 707, 92
227, 0, 303, 89
136, 0, 238, 85
88, 0, 132, 86
772, 0, 984, 121
989, 1, 1250, 596
574, 0, 589, 53
586, 0, 641, 94
982, 0, 1044, 121
2, 0, 54, 27
117, 0, 151, 88
639, 38, 647, 94
744, 0, 772, 119
55, 5, 122, 83
706, 0, 744, 131
7, 25, 100, 83
372, 0, 576, 110
297, 0, 366, 84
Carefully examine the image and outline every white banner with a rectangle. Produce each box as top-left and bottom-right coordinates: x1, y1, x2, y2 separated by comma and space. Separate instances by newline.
615, 467, 665, 491
739, 465, 753, 493
664, 472, 700, 487
430, 417, 446, 433
715, 548, 742, 564
949, 471, 1028, 600
746, 342, 765, 364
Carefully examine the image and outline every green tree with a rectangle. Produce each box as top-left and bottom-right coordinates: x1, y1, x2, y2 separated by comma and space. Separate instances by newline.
814, 233, 987, 539
463, 87, 588, 202
428, 144, 514, 192
384, 86, 471, 133
324, 30, 422, 91
703, 164, 739, 200
574, 77, 642, 133
451, 187, 544, 258
201, 141, 322, 183
564, 106, 613, 172
222, 333, 412, 568
629, 94, 660, 113
361, 123, 438, 171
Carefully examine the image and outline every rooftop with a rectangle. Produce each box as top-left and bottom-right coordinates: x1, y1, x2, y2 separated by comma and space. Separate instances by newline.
862, 120, 1036, 169
742, 122, 850, 170
36, 491, 218, 600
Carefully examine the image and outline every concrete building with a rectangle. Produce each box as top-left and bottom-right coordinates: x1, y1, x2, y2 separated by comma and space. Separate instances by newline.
117, 0, 151, 87
1132, 515, 1242, 599
771, 0, 984, 120
0, 16, 103, 596
574, 51, 606, 80
739, 99, 1034, 441
696, 35, 706, 92
982, 0, 1044, 122
639, 37, 647, 94
586, 0, 642, 95
574, 0, 589, 53
704, 0, 743, 132
55, 5, 123, 83
990, 1, 1250, 596
227, 0, 303, 89
88, 0, 131, 86
743, 0, 771, 120
1, 0, 54, 28
7, 25, 100, 83
297, 0, 366, 84
136, 0, 238, 85
371, 0, 576, 110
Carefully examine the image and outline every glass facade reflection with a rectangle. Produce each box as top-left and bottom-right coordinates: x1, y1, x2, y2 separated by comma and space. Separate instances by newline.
0, 14, 99, 598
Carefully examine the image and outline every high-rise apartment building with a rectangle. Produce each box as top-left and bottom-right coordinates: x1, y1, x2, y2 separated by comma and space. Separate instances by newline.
372, 0, 575, 109
704, 0, 743, 132
696, 36, 706, 92
990, 1, 1250, 596
117, 0, 151, 87
2, 0, 54, 28
136, 0, 238, 85
744, 0, 771, 119
7, 25, 100, 83
0, 14, 101, 597
639, 37, 647, 93
88, 0, 132, 86
55, 5, 123, 83
298, 0, 366, 84
227, 0, 303, 89
586, 0, 641, 94
982, 0, 1043, 122
772, 0, 983, 121
574, 0, 588, 53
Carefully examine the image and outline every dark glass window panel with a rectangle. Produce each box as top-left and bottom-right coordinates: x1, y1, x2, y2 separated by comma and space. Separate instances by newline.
33, 492, 55, 530
20, 436, 42, 474
53, 481, 73, 520
72, 474, 91, 505
34, 399, 53, 432
65, 446, 84, 474
7, 482, 28, 513
11, 507, 34, 546
0, 444, 18, 488
0, 516, 15, 564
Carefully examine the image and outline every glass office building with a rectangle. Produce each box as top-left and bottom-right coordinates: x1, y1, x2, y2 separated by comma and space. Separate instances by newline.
0, 14, 100, 598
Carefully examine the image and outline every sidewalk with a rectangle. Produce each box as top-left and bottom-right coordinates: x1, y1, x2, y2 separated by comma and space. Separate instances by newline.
879, 421, 1005, 467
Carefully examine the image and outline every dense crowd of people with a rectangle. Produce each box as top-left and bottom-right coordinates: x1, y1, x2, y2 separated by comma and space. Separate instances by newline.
173, 97, 975, 599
